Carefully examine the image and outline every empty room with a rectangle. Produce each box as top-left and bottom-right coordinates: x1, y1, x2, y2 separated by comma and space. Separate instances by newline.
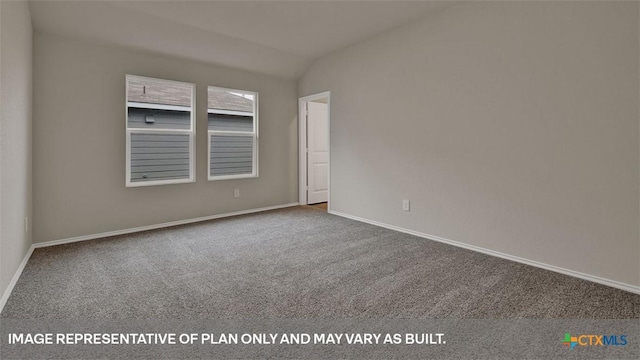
1, 0, 638, 359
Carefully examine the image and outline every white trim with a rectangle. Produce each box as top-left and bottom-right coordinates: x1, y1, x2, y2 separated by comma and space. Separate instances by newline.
299, 91, 331, 102
298, 92, 331, 210
298, 101, 307, 205
126, 176, 195, 188
328, 210, 640, 295
127, 102, 191, 112
126, 128, 192, 134
0, 246, 34, 314
208, 173, 257, 181
33, 203, 299, 249
209, 130, 254, 136
207, 108, 254, 116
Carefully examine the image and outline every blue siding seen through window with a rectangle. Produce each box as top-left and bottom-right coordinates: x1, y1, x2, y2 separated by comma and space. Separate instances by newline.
208, 114, 253, 132
210, 135, 254, 176
130, 132, 190, 182
128, 108, 191, 130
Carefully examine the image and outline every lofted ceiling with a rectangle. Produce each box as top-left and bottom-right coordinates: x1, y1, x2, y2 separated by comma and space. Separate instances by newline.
28, 0, 456, 79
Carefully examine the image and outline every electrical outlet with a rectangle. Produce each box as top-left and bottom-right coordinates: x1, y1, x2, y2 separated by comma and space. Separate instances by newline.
402, 200, 410, 211
24, 217, 29, 233
234, 189, 240, 198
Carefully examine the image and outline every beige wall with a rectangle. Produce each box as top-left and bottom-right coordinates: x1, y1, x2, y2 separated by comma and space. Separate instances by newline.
33, 33, 298, 243
299, 1, 640, 287
1, 0, 33, 301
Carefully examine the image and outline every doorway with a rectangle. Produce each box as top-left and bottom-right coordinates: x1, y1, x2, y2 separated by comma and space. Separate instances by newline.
299, 92, 330, 211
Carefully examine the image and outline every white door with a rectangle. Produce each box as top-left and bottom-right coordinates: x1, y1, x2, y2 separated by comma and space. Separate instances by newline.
307, 102, 329, 204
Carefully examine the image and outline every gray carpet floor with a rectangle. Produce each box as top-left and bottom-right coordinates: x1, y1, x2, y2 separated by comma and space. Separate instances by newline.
2, 206, 638, 319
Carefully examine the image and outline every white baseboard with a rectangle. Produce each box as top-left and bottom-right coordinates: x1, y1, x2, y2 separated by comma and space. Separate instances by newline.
0, 203, 299, 313
1, 202, 300, 314
3, 202, 635, 315
0, 246, 34, 314
33, 202, 300, 249
328, 210, 640, 295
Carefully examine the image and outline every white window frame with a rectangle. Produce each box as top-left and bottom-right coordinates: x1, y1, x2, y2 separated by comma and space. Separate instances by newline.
125, 75, 196, 187
207, 85, 259, 181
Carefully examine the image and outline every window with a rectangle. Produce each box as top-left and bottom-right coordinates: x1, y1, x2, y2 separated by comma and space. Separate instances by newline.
126, 75, 195, 187
208, 86, 258, 180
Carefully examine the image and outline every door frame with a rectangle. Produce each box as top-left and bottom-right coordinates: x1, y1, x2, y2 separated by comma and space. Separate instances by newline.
298, 91, 331, 209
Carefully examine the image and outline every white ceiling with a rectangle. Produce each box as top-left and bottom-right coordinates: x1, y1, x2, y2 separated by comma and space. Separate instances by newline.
28, 0, 456, 79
